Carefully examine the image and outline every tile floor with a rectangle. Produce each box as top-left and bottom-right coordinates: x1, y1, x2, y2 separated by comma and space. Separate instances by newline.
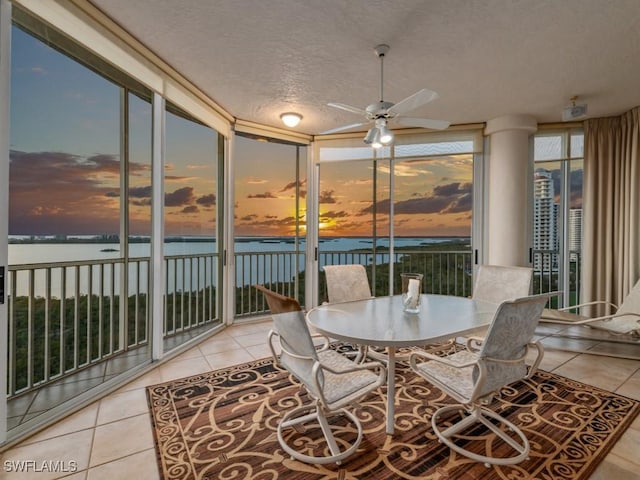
1, 319, 639, 480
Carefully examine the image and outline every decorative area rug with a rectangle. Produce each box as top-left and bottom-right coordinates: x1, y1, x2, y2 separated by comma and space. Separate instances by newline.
147, 346, 640, 479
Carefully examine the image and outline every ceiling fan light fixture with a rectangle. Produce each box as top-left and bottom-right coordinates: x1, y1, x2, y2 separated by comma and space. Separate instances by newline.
280, 112, 302, 128
378, 125, 394, 144
364, 128, 377, 144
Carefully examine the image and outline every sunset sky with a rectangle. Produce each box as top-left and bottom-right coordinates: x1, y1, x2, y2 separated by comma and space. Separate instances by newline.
10, 25, 477, 239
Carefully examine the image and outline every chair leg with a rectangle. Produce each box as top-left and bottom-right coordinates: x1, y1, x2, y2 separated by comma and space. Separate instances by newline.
277, 404, 364, 465
432, 404, 530, 467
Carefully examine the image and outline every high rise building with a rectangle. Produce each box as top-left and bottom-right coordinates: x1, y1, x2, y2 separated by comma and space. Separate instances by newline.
533, 169, 558, 272
569, 208, 583, 261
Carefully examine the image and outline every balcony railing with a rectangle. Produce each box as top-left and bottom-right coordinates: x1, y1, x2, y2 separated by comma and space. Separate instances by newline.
7, 257, 149, 397
7, 252, 220, 398
235, 249, 474, 317
6, 247, 581, 399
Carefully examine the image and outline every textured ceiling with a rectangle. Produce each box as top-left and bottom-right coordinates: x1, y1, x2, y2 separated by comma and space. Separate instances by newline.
89, 0, 640, 136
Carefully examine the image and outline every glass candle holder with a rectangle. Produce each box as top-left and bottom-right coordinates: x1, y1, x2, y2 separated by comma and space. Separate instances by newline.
401, 273, 423, 313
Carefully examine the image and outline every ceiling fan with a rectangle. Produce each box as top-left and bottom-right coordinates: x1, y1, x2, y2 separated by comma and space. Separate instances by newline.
322, 44, 450, 148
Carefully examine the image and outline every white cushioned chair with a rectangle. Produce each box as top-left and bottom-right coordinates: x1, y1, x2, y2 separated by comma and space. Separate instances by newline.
322, 264, 373, 361
409, 294, 547, 467
267, 310, 386, 465
323, 264, 373, 304
473, 264, 533, 304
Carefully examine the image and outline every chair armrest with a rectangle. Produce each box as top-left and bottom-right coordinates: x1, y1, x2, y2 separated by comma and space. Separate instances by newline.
557, 300, 618, 312
409, 349, 477, 371
267, 330, 280, 364
525, 341, 544, 379
270, 333, 318, 362
310, 333, 331, 351
465, 336, 485, 352
610, 311, 640, 320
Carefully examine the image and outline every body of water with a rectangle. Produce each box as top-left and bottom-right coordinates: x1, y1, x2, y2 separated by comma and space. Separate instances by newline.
8, 236, 466, 264
8, 236, 470, 297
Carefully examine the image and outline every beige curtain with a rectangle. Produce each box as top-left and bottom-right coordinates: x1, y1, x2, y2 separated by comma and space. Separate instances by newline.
583, 107, 640, 315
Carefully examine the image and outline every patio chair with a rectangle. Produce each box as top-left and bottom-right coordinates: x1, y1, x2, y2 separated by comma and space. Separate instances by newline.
323, 264, 373, 361
409, 294, 547, 467
472, 265, 533, 304
323, 264, 373, 304
539, 279, 640, 336
449, 264, 534, 352
267, 310, 386, 465
253, 284, 302, 314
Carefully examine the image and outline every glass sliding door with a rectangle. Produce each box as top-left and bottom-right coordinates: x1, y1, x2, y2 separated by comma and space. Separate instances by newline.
233, 134, 307, 317
163, 103, 221, 351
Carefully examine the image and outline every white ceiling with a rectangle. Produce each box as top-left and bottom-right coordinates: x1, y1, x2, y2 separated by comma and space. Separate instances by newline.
89, 0, 640, 136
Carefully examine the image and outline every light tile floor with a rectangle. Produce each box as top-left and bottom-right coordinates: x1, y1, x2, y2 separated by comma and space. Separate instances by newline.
1, 319, 639, 479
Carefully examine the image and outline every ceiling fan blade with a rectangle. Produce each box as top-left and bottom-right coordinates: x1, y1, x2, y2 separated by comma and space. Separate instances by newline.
320, 122, 369, 134
396, 116, 451, 130
387, 89, 439, 116
327, 102, 368, 116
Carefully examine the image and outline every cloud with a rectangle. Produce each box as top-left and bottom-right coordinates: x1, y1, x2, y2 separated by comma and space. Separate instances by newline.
197, 194, 216, 207
130, 185, 152, 198
247, 191, 277, 199
181, 205, 199, 214
238, 215, 299, 227
319, 190, 337, 204
280, 179, 307, 192
246, 178, 268, 184
359, 181, 473, 216
240, 214, 258, 221
320, 210, 349, 220
165, 186, 195, 207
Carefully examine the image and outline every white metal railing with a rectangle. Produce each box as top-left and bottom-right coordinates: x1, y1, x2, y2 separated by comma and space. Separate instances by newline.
6, 248, 581, 398
7, 257, 149, 396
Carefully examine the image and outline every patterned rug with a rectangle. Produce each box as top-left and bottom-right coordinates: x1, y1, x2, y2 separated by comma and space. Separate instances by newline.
147, 346, 640, 479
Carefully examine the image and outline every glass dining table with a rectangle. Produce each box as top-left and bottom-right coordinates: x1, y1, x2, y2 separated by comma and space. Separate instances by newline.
306, 294, 499, 434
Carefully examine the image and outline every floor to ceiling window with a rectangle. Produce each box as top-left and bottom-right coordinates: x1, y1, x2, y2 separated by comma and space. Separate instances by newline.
532, 128, 584, 307
163, 104, 222, 350
6, 9, 155, 434
233, 134, 307, 316
316, 143, 390, 299
314, 130, 479, 302
392, 133, 476, 296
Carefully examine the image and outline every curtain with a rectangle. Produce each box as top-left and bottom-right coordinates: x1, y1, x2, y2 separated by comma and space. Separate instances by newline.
583, 107, 640, 315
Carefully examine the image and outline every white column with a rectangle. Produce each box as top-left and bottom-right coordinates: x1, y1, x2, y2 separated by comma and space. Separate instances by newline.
150, 93, 165, 360
484, 115, 537, 267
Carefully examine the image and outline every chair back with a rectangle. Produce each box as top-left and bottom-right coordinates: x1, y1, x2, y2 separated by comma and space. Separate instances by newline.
617, 279, 640, 315
323, 264, 372, 303
473, 265, 533, 304
271, 311, 323, 397
254, 284, 302, 313
475, 294, 547, 397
